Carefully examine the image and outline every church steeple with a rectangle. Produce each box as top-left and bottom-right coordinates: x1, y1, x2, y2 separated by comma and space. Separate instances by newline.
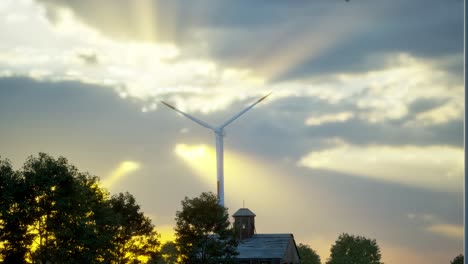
233, 208, 256, 240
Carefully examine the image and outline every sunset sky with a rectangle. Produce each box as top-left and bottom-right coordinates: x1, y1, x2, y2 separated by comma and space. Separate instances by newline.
0, 0, 464, 263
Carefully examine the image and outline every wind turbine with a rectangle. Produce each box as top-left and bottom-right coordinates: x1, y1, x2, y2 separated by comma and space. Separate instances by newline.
161, 93, 271, 207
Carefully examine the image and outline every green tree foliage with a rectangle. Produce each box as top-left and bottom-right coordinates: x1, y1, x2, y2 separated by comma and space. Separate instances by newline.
297, 243, 321, 264
109, 192, 160, 263
174, 192, 238, 264
326, 233, 383, 264
155, 241, 178, 264
0, 153, 160, 263
450, 254, 464, 264
0, 158, 33, 263
22, 153, 112, 263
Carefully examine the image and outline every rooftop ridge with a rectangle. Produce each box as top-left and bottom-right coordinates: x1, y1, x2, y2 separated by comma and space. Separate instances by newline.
233, 208, 256, 217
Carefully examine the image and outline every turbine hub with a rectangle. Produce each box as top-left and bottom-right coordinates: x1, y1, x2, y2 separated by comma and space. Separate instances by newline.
215, 128, 225, 136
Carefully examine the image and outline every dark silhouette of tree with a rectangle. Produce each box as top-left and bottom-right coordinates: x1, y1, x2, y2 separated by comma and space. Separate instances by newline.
326, 233, 383, 264
21, 153, 113, 263
0, 157, 33, 263
0, 153, 160, 263
154, 241, 178, 264
450, 254, 464, 264
174, 192, 238, 264
297, 243, 321, 264
108, 192, 160, 263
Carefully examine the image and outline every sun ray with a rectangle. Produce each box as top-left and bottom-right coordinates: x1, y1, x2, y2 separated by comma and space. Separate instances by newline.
102, 161, 141, 189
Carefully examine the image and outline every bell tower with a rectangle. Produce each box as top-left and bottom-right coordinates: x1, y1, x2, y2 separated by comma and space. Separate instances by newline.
233, 208, 256, 240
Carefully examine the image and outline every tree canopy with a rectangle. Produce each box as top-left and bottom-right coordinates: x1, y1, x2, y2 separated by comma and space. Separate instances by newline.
0, 153, 160, 263
450, 254, 464, 264
108, 192, 160, 263
326, 233, 383, 264
156, 241, 178, 264
174, 192, 238, 264
297, 243, 321, 264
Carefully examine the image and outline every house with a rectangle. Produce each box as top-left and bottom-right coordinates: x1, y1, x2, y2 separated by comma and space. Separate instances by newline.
233, 208, 301, 264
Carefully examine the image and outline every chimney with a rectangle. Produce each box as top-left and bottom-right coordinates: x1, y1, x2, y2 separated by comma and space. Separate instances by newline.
233, 208, 256, 240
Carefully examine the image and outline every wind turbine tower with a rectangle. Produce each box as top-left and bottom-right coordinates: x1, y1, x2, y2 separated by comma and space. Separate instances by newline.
161, 93, 271, 207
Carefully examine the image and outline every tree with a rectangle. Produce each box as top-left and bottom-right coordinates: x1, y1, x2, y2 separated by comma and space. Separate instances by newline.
174, 192, 238, 264
297, 243, 321, 264
21, 153, 112, 263
326, 233, 383, 264
108, 192, 160, 263
0, 153, 160, 263
450, 254, 463, 264
0, 157, 34, 263
155, 241, 178, 264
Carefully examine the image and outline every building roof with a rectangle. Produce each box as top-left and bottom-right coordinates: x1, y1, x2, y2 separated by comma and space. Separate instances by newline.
233, 208, 256, 217
236, 234, 294, 259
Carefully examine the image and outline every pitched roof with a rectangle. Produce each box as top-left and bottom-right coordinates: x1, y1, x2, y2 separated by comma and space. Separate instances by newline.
233, 208, 256, 217
236, 234, 293, 259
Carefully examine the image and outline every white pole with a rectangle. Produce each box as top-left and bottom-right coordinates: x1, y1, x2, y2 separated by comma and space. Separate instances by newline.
215, 129, 225, 206
161, 94, 270, 208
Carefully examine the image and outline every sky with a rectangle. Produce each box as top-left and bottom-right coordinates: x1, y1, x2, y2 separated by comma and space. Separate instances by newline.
0, 0, 464, 263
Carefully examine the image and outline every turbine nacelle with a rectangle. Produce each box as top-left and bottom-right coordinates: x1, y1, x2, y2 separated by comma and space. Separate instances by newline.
215, 128, 225, 137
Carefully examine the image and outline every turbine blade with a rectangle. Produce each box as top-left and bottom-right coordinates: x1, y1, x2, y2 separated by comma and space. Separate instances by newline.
160, 101, 215, 130
220, 93, 271, 128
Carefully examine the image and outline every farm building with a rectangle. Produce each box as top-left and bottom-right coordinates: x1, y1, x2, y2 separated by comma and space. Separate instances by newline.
233, 208, 301, 264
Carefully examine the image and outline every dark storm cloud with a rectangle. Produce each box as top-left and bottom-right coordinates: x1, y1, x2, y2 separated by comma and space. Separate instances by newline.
408, 98, 450, 115
34, 0, 463, 80
305, 118, 463, 148
274, 1, 463, 81
36, 0, 320, 41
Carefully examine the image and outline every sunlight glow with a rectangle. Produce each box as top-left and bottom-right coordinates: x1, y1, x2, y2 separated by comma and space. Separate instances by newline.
102, 161, 141, 189
175, 144, 212, 162
256, 14, 363, 80
158, 224, 176, 243
174, 143, 302, 210
426, 224, 464, 240
302, 236, 336, 263
380, 242, 453, 264
174, 144, 216, 185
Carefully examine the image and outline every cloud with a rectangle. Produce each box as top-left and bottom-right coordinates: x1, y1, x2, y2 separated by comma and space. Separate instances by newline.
352, 54, 462, 124
34, 0, 462, 81
409, 101, 464, 126
407, 213, 436, 223
298, 142, 463, 192
0, 1, 462, 124
0, 0, 273, 113
275, 1, 462, 81
406, 213, 464, 241
293, 53, 463, 132
305, 112, 354, 126
426, 224, 464, 240
76, 51, 99, 65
